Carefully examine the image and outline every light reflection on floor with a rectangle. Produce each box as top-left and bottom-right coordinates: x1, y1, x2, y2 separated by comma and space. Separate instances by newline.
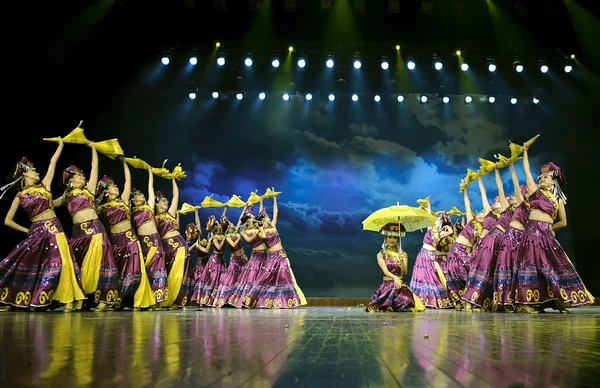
0, 307, 599, 387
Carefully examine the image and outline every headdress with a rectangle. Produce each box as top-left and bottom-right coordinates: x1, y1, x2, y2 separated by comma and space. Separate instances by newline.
60, 165, 86, 188
256, 207, 267, 221
436, 211, 452, 227
537, 162, 567, 204
380, 222, 406, 237
185, 223, 200, 242
95, 175, 116, 206
518, 184, 528, 196
0, 158, 34, 199
206, 215, 217, 232
155, 191, 168, 203
130, 188, 144, 199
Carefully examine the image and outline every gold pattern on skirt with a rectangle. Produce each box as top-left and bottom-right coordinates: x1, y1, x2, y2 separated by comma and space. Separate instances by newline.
125, 231, 137, 242
0, 287, 9, 300
80, 222, 94, 235
16, 291, 32, 305
39, 290, 54, 305
44, 221, 58, 234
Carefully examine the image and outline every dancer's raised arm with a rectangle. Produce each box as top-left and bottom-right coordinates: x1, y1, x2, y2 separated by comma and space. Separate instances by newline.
42, 138, 64, 189
168, 178, 179, 216
477, 175, 492, 214
494, 167, 509, 212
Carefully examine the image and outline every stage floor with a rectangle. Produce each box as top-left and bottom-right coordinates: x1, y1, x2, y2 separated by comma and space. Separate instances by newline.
1, 307, 599, 387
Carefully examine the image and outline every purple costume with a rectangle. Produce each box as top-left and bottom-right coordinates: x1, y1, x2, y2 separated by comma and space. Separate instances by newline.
213, 233, 248, 307
229, 230, 268, 308
445, 220, 482, 304
187, 238, 209, 305
194, 234, 226, 306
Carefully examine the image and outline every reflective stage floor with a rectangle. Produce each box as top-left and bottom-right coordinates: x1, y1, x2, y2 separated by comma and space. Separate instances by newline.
1, 307, 599, 387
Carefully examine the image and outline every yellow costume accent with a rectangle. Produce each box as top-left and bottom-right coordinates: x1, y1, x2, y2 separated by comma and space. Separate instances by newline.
53, 232, 86, 305
159, 244, 187, 308
133, 241, 156, 308
79, 233, 104, 294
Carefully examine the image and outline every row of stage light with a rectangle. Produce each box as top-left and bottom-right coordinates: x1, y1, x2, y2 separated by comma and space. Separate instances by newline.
189, 92, 541, 105
162, 49, 576, 74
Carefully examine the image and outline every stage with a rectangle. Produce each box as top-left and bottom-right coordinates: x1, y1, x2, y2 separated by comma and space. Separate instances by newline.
1, 307, 599, 387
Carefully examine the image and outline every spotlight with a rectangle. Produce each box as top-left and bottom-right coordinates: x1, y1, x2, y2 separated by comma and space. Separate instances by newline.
442, 96, 450, 104
245, 57, 253, 67
488, 96, 496, 104
271, 58, 280, 68
289, 46, 294, 52
283, 93, 290, 101
381, 57, 389, 70
488, 60, 497, 72
212, 92, 219, 99
510, 97, 517, 104
352, 94, 358, 102
161, 52, 171, 65
570, 54, 575, 59
374, 95, 381, 102
236, 93, 244, 100
189, 57, 198, 66
396, 45, 400, 50
456, 50, 461, 56
420, 95, 428, 104
461, 62, 469, 71
297, 58, 306, 68
562, 60, 573, 73
533, 96, 539, 104
216, 42, 221, 47
305, 93, 313, 101
513, 60, 523, 73
217, 56, 226, 66
353, 59, 362, 69
397, 95, 404, 102
188, 92, 196, 100
539, 61, 548, 74
465, 95, 473, 104
326, 58, 334, 68
434, 59, 443, 70
407, 60, 416, 70
329, 94, 335, 101
259, 92, 266, 100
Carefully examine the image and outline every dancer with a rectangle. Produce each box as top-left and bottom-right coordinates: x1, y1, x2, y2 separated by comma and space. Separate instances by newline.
130, 167, 168, 305
513, 142, 593, 313
409, 198, 454, 309
193, 215, 227, 306
446, 186, 484, 310
96, 159, 155, 310
186, 207, 211, 308
54, 142, 119, 311
0, 140, 85, 311
244, 194, 307, 308
365, 222, 425, 312
213, 213, 248, 307
154, 178, 190, 308
492, 161, 529, 312
462, 165, 514, 311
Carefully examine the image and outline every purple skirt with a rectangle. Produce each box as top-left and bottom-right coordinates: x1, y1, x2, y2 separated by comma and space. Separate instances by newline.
187, 255, 208, 305
139, 233, 169, 304
71, 219, 119, 304
110, 229, 143, 302
213, 252, 248, 307
162, 235, 190, 307
243, 249, 306, 309
462, 227, 504, 309
513, 220, 593, 307
0, 218, 84, 308
365, 280, 424, 312
229, 249, 268, 308
492, 227, 525, 306
409, 248, 452, 309
445, 243, 472, 304
193, 251, 226, 306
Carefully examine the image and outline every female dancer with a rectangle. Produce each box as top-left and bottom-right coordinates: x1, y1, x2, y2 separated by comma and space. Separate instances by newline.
462, 165, 514, 311
186, 207, 211, 309
0, 140, 85, 311
512, 143, 593, 313
409, 198, 454, 309
154, 178, 190, 308
193, 215, 227, 306
492, 161, 529, 312
365, 222, 425, 312
96, 159, 154, 310
130, 167, 168, 305
54, 142, 119, 311
445, 186, 484, 310
244, 194, 307, 309
213, 214, 248, 307
230, 207, 269, 308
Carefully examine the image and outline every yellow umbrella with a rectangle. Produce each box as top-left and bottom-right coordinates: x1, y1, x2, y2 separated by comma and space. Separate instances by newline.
225, 195, 246, 208
200, 196, 224, 208
44, 121, 89, 144
246, 192, 262, 206
125, 157, 151, 170
362, 204, 437, 233
93, 139, 124, 160
478, 158, 496, 176
509, 134, 540, 162
178, 203, 196, 215
262, 188, 281, 199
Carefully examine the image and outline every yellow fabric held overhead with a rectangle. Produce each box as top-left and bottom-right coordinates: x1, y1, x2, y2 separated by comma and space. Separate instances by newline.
466, 168, 479, 184
447, 206, 463, 216
416, 196, 429, 209
125, 157, 151, 170
246, 192, 262, 206
200, 196, 225, 208
225, 195, 246, 208
44, 125, 89, 144
171, 165, 186, 180
262, 188, 282, 199
478, 158, 496, 176
93, 139, 124, 160
509, 134, 540, 161
495, 153, 511, 169
178, 203, 196, 215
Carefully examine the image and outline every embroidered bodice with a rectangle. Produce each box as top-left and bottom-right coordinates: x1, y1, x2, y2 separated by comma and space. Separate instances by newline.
197, 238, 209, 258
98, 200, 130, 226
459, 220, 483, 245
18, 184, 53, 220
65, 188, 95, 217
155, 212, 178, 237
529, 189, 558, 219
226, 233, 244, 251
496, 208, 514, 229
382, 249, 406, 277
212, 235, 225, 254
132, 204, 155, 229
264, 228, 281, 248
244, 229, 265, 248
511, 201, 530, 225
422, 229, 434, 245
482, 211, 500, 230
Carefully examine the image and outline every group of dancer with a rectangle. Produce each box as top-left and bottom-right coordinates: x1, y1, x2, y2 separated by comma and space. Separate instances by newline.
366, 135, 594, 314
0, 135, 306, 312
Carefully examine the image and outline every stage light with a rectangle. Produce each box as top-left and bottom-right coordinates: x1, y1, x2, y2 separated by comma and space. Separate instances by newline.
217, 56, 226, 66
397, 95, 404, 102
212, 92, 219, 99
329, 94, 335, 101
396, 45, 400, 50
513, 61, 523, 73
488, 96, 496, 103
465, 95, 473, 104
236, 93, 244, 100
420, 95, 428, 104
326, 58, 334, 68
570, 54, 575, 59
216, 42, 221, 47
289, 46, 294, 52
189, 57, 198, 66
271, 58, 280, 68
352, 94, 358, 102
374, 95, 381, 102
461, 62, 469, 71
539, 60, 548, 73
488, 60, 497, 72
456, 50, 461, 56
297, 58, 306, 68
259, 92, 266, 100
161, 52, 171, 65
511, 97, 517, 104
353, 59, 362, 69
407, 60, 416, 70
188, 92, 196, 100
533, 96, 539, 104
245, 57, 253, 67
434, 61, 443, 70
305, 93, 313, 101
562, 60, 573, 73
442, 96, 450, 104
283, 93, 290, 101
381, 60, 389, 70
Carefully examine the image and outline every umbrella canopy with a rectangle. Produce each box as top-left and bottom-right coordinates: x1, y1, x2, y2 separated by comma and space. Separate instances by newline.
362, 205, 437, 233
